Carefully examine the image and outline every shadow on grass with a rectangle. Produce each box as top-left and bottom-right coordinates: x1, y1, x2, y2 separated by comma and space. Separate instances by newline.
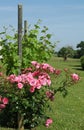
70, 65, 84, 71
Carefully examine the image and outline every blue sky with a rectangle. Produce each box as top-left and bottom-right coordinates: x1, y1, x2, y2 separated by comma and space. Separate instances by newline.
0, 0, 84, 50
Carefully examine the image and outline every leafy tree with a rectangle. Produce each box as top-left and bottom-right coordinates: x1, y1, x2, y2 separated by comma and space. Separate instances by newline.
76, 41, 84, 58
57, 46, 74, 61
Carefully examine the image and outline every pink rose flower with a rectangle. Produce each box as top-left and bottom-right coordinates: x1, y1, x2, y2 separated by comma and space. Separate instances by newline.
29, 78, 37, 87
39, 77, 47, 86
0, 104, 6, 109
7, 74, 16, 83
31, 61, 40, 69
41, 63, 50, 70
17, 83, 23, 89
45, 118, 53, 127
31, 61, 38, 66
2, 97, 9, 104
0, 96, 2, 102
0, 72, 3, 76
47, 79, 51, 86
29, 86, 35, 93
55, 69, 61, 75
14, 76, 22, 83
71, 73, 79, 82
46, 91, 54, 101
35, 80, 42, 89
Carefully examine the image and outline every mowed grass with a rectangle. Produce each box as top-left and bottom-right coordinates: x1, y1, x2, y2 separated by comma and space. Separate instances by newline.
0, 57, 84, 130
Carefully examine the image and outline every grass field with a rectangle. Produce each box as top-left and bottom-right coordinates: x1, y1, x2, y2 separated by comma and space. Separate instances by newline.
0, 57, 84, 130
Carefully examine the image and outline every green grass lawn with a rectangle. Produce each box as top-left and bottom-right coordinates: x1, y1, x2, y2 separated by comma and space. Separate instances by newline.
0, 57, 84, 130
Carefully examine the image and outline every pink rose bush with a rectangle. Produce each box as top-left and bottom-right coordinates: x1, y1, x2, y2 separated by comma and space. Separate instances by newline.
0, 61, 80, 129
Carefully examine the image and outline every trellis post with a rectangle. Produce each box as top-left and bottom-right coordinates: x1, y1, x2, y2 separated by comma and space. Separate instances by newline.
18, 4, 24, 130
18, 4, 22, 74
24, 20, 28, 35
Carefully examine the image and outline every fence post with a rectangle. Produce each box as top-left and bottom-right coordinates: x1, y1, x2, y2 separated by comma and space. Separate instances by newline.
18, 4, 24, 130
18, 4, 22, 74
24, 20, 28, 35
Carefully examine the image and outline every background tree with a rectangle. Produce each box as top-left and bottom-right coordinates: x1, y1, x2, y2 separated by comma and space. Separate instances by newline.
76, 41, 84, 58
57, 46, 74, 61
80, 56, 84, 70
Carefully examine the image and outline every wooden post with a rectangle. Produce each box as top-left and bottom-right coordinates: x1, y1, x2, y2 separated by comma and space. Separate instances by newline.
18, 4, 24, 130
18, 4, 22, 74
24, 20, 28, 35
18, 113, 24, 130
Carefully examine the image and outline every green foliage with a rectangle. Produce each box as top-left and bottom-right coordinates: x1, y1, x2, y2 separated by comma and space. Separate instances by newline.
22, 25, 54, 68
80, 56, 84, 70
0, 27, 19, 75
0, 22, 55, 75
